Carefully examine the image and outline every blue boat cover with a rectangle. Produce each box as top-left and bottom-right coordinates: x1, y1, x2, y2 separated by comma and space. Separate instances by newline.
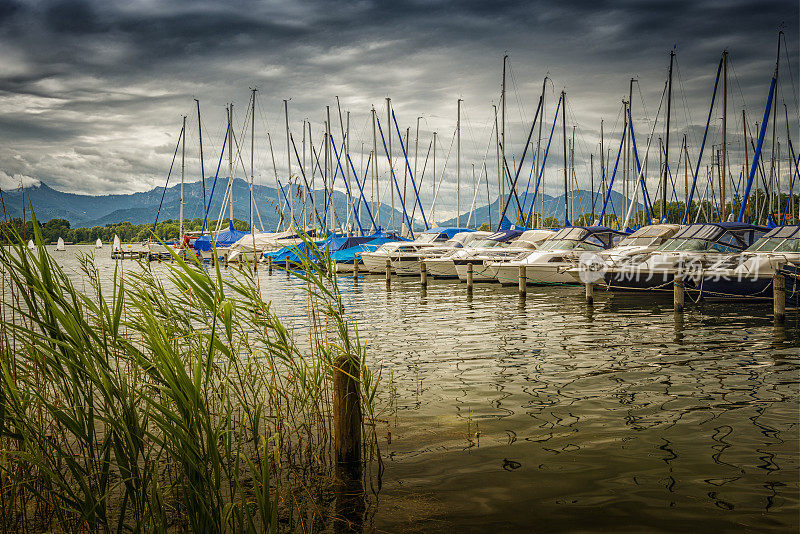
423, 227, 474, 238
193, 221, 249, 251
330, 236, 400, 264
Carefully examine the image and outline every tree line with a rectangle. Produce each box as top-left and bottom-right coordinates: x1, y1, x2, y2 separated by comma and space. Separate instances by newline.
0, 218, 252, 244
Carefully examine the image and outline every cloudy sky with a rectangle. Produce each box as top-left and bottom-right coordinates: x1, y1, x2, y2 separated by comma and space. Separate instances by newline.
0, 0, 797, 220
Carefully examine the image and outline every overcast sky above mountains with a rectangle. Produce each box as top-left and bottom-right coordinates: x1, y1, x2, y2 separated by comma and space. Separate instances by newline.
0, 0, 797, 220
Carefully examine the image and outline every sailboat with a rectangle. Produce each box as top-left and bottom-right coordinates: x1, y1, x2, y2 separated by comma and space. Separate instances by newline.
113, 234, 121, 252
55, 237, 65, 251
27, 239, 35, 250
95, 238, 103, 249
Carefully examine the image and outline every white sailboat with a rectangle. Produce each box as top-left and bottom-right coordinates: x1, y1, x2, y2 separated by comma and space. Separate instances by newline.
55, 237, 65, 251
95, 238, 103, 249
113, 234, 121, 252
27, 239, 35, 250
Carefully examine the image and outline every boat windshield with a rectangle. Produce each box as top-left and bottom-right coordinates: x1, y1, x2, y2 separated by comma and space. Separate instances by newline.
747, 237, 800, 253
617, 236, 660, 247
470, 239, 504, 248
537, 239, 603, 252
415, 233, 441, 243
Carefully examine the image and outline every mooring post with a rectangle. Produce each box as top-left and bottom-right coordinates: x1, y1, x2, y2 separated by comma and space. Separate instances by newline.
518, 265, 526, 298
353, 259, 359, 279
267, 256, 272, 274
466, 263, 474, 292
585, 281, 594, 305
774, 271, 786, 323
385, 258, 391, 286
333, 354, 363, 474
420, 260, 427, 287
674, 274, 685, 312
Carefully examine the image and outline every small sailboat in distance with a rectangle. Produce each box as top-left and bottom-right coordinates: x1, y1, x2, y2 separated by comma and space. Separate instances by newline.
55, 237, 65, 251
27, 239, 35, 250
95, 238, 103, 249
113, 234, 121, 252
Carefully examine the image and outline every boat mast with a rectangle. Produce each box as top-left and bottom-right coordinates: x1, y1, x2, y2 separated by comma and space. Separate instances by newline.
721, 50, 728, 221
371, 107, 378, 230
250, 88, 256, 236
536, 77, 547, 226
501, 55, 507, 214
180, 114, 186, 246
195, 99, 206, 233
457, 97, 462, 227
561, 90, 568, 226
663, 50, 675, 222
600, 119, 604, 224
769, 32, 782, 222
284, 99, 292, 229
228, 104, 234, 226
433, 130, 437, 224
493, 104, 501, 222
387, 98, 394, 234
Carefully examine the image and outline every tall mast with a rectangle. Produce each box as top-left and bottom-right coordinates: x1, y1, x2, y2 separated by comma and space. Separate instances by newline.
433, 130, 437, 223
536, 77, 547, 226
493, 104, 501, 220
228, 104, 233, 224
372, 107, 379, 229
561, 90, 568, 227
501, 55, 507, 194
327, 105, 333, 231
250, 88, 256, 234
302, 120, 307, 230
742, 111, 748, 218
600, 119, 604, 224
180, 114, 186, 246
721, 50, 728, 221
626, 78, 634, 220
590, 153, 594, 221
414, 116, 421, 214
195, 99, 206, 231
768, 31, 782, 221
663, 50, 675, 222
387, 98, 394, 233
309, 121, 315, 231
684, 135, 689, 212
457, 98, 462, 227
284, 99, 292, 229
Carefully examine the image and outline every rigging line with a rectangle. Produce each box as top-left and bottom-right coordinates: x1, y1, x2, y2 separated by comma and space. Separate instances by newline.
152, 125, 184, 232
430, 128, 457, 222
410, 139, 433, 224
780, 31, 799, 122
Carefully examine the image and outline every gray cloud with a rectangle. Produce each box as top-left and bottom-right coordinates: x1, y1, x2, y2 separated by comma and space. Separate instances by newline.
0, 0, 796, 224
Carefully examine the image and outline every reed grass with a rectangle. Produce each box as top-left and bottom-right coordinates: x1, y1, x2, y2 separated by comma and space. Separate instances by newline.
0, 218, 381, 532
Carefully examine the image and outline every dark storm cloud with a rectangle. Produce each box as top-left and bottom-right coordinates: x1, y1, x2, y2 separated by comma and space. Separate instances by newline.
0, 0, 795, 222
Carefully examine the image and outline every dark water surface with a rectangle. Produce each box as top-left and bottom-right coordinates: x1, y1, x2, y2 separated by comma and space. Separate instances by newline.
58, 247, 799, 533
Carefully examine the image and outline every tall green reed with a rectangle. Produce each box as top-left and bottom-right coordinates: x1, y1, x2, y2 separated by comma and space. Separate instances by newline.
0, 219, 380, 532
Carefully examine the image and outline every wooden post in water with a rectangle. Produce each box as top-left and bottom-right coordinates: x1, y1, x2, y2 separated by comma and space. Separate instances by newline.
585, 281, 594, 305
674, 275, 685, 312
420, 260, 427, 287
268, 256, 272, 274
466, 263, 474, 293
353, 259, 359, 279
773, 271, 786, 323
518, 265, 526, 298
333, 354, 362, 473
385, 258, 391, 286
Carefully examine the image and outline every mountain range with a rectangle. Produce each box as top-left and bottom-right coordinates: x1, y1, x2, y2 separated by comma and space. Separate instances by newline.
0, 179, 641, 229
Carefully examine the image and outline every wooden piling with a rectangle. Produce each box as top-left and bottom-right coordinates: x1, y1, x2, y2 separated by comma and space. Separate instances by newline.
420, 260, 427, 287
674, 275, 685, 312
466, 263, 474, 292
268, 256, 272, 274
353, 260, 359, 278
585, 281, 594, 305
518, 265, 526, 298
333, 354, 362, 473
774, 271, 786, 323
385, 258, 391, 285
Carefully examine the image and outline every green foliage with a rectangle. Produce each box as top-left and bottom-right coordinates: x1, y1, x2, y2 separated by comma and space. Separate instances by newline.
0, 218, 379, 532
0, 217, 252, 245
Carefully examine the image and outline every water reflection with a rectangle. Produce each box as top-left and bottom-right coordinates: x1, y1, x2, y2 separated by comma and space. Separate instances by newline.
54, 247, 799, 532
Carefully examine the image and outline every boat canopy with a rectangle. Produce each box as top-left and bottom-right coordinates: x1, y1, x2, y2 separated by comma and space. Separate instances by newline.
193, 222, 249, 251
330, 236, 400, 264
484, 229, 526, 243
657, 223, 768, 253
746, 225, 800, 253
421, 227, 474, 239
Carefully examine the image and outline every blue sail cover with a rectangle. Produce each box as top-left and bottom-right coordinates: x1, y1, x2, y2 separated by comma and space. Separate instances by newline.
193, 222, 249, 252
330, 236, 400, 264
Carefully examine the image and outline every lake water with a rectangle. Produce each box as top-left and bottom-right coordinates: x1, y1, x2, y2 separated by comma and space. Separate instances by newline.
54, 246, 799, 532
